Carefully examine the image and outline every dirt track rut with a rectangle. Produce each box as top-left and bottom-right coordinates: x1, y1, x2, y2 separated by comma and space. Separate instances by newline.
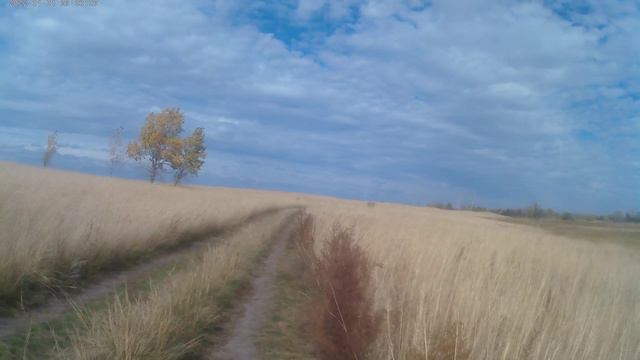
208, 219, 294, 360
0, 208, 291, 338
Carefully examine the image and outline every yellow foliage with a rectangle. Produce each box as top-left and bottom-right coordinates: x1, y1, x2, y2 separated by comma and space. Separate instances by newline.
127, 108, 192, 183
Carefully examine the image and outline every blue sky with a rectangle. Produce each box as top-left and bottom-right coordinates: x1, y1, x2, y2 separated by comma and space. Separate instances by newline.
0, 0, 639, 213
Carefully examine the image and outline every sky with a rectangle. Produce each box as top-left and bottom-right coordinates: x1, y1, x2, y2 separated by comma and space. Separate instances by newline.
0, 0, 639, 213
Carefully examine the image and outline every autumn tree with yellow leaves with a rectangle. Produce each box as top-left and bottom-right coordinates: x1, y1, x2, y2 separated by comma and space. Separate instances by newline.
167, 127, 206, 185
127, 108, 206, 184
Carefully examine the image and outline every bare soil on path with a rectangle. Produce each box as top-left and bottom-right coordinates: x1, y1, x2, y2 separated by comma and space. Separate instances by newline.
208, 219, 293, 360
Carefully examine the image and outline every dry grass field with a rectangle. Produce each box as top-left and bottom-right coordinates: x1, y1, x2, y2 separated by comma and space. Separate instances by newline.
500, 216, 640, 248
66, 209, 297, 359
0, 162, 295, 308
306, 200, 640, 359
1, 163, 639, 359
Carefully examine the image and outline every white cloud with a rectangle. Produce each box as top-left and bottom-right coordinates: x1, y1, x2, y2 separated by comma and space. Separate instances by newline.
0, 0, 638, 212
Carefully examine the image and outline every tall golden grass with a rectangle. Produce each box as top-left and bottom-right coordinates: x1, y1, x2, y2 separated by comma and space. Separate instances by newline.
3, 162, 639, 359
0, 162, 294, 306
64, 209, 295, 359
306, 200, 640, 359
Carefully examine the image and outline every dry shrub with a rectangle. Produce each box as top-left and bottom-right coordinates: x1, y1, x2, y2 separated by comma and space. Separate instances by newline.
295, 213, 380, 360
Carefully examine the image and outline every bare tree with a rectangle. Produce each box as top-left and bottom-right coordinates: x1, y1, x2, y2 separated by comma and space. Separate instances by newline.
108, 126, 125, 176
43, 131, 58, 167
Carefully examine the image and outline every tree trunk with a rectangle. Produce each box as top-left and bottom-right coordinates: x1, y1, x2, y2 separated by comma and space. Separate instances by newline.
173, 169, 185, 186
149, 159, 160, 183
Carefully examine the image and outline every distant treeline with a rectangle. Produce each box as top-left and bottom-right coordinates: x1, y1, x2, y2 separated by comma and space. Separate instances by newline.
426, 202, 640, 223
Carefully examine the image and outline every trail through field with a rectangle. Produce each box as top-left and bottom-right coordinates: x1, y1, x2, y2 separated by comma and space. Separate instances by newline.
0, 208, 289, 338
208, 218, 293, 360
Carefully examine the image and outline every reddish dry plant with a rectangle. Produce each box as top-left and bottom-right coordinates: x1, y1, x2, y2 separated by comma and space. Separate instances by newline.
295, 213, 380, 360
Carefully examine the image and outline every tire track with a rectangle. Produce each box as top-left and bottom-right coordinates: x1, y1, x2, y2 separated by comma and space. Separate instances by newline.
0, 207, 297, 338
207, 217, 294, 360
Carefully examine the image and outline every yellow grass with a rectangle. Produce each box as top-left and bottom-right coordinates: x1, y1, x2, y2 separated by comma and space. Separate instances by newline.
3, 162, 639, 359
64, 209, 295, 359
0, 162, 294, 304
306, 200, 640, 359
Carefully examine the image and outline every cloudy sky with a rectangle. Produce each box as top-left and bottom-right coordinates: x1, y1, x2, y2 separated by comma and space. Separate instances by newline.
1, 0, 639, 213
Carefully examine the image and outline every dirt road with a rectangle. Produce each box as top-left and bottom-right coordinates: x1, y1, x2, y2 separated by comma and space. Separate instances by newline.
0, 208, 291, 338
208, 220, 293, 359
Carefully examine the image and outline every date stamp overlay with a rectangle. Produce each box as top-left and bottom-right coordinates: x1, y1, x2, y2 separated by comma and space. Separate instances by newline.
8, 0, 99, 7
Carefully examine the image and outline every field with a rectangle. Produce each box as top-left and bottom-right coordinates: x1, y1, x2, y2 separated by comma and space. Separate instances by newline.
1, 162, 639, 359
499, 215, 640, 248
306, 201, 640, 359
0, 162, 294, 310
